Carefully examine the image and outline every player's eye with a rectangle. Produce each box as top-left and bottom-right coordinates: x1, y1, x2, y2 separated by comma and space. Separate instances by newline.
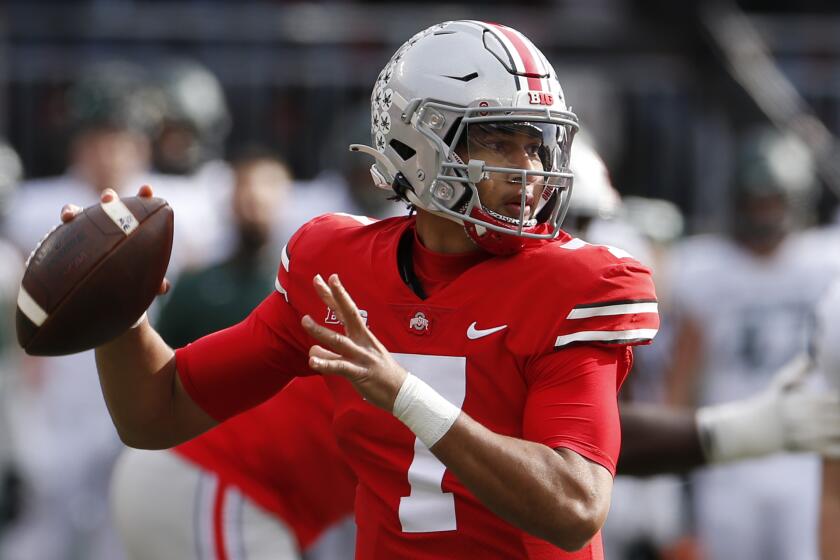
525, 144, 542, 157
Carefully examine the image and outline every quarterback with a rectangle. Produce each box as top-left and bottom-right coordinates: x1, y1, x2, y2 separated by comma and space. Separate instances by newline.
70, 21, 658, 558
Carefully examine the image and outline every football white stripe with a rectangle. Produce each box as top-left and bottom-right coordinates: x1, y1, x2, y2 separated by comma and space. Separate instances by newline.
17, 286, 48, 327
101, 198, 139, 235
554, 328, 658, 348
566, 302, 659, 320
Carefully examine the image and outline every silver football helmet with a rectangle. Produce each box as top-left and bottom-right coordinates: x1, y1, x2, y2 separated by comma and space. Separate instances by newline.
351, 20, 579, 254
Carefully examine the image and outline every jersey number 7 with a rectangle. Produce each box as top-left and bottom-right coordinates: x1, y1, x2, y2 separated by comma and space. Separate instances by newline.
394, 353, 467, 533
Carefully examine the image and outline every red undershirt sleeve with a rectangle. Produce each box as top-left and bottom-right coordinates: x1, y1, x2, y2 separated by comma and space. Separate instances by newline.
175, 291, 312, 423
523, 344, 632, 477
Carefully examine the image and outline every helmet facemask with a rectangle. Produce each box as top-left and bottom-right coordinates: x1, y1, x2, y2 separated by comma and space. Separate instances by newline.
417, 105, 577, 254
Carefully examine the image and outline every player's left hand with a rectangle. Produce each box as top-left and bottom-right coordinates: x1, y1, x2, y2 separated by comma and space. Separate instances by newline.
302, 274, 408, 411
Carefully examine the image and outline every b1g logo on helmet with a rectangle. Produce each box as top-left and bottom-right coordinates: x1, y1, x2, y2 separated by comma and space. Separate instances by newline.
528, 92, 554, 105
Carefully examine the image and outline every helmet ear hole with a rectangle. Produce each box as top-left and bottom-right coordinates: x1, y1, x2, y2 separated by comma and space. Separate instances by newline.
389, 140, 416, 161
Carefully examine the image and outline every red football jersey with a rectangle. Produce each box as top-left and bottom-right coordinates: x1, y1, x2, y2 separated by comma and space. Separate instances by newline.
177, 213, 659, 559
172, 376, 356, 550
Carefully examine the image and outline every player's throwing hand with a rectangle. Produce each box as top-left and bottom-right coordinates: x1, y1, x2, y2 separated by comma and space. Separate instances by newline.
59, 185, 171, 296
302, 274, 408, 411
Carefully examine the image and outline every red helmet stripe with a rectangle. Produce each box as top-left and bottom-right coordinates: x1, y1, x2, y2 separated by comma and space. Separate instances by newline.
488, 23, 544, 91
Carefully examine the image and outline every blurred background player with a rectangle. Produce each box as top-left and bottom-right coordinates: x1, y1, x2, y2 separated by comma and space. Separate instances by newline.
154, 148, 293, 344
564, 134, 654, 267
111, 377, 356, 560
0, 61, 165, 560
662, 126, 840, 560
0, 59, 226, 560
566, 131, 840, 559
0, 140, 25, 537
279, 104, 407, 245
814, 280, 840, 559
151, 58, 232, 182
150, 57, 237, 265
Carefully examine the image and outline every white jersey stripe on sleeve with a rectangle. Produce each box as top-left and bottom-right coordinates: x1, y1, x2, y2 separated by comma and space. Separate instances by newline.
280, 245, 290, 272
566, 302, 659, 320
559, 238, 588, 251
334, 212, 378, 225
275, 277, 288, 302
554, 328, 658, 349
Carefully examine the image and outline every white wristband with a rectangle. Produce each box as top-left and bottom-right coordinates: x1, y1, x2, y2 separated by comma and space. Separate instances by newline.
392, 373, 461, 448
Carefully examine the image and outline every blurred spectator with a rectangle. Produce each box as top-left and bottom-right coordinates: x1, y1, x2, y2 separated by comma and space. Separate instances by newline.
0, 140, 25, 536
155, 148, 291, 347
151, 58, 231, 180
0, 60, 158, 560
663, 126, 840, 560
564, 133, 653, 266
0, 138, 24, 357
3, 60, 221, 279
150, 57, 234, 207
111, 151, 356, 560
0, 60, 219, 560
278, 103, 406, 244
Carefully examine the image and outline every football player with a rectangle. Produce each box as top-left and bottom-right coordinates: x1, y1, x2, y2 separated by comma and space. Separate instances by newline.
815, 280, 840, 559
111, 377, 356, 560
67, 22, 659, 558
663, 126, 840, 560
110, 150, 356, 560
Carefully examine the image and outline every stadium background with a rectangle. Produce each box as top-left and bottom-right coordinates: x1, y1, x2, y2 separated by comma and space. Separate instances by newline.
1, 2, 840, 560
5, 0, 840, 231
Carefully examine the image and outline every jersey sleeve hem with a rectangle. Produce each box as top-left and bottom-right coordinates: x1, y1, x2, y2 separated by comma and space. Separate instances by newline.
546, 439, 617, 477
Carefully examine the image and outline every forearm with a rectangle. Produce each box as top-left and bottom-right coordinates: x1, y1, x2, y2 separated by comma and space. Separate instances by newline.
431, 414, 610, 551
618, 404, 706, 476
95, 320, 215, 449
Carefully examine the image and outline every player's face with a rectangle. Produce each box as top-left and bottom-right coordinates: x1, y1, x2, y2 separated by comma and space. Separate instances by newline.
72, 127, 150, 192
462, 124, 555, 221
232, 159, 291, 247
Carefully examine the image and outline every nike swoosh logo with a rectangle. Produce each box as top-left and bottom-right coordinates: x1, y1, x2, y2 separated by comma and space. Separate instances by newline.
467, 322, 507, 340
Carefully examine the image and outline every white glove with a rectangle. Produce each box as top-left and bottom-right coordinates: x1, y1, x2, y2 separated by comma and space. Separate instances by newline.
697, 354, 840, 463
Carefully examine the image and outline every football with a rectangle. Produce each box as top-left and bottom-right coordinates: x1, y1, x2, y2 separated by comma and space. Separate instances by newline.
15, 196, 174, 356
